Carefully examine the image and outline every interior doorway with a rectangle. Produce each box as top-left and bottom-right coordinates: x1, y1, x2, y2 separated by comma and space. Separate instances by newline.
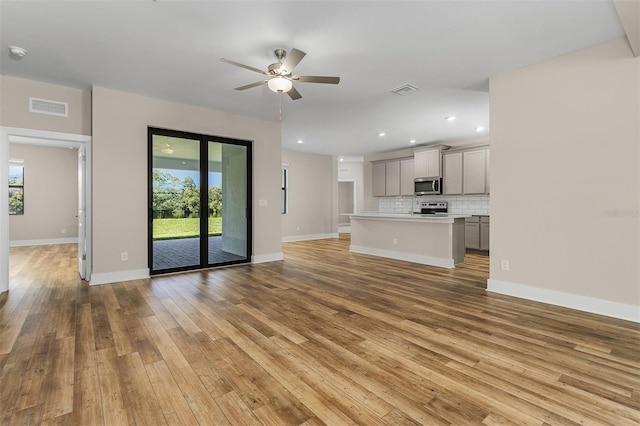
338, 180, 356, 233
148, 127, 252, 274
1, 127, 92, 293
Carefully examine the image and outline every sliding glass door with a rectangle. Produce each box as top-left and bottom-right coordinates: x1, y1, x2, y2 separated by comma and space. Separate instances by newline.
148, 128, 251, 274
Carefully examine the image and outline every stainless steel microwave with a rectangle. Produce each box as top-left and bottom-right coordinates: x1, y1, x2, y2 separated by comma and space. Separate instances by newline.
414, 177, 442, 195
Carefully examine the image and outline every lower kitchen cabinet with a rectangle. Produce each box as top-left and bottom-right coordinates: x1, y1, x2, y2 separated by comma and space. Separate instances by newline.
465, 217, 480, 249
480, 216, 490, 251
465, 216, 489, 251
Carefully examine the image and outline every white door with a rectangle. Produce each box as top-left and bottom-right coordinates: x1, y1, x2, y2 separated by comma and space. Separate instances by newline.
77, 146, 86, 279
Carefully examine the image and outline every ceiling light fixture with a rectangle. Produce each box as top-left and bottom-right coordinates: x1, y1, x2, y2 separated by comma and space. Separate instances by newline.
8, 46, 27, 60
267, 76, 293, 93
297, 139, 304, 144
445, 116, 456, 121
475, 126, 485, 132
409, 139, 416, 144
378, 132, 386, 137
161, 143, 174, 154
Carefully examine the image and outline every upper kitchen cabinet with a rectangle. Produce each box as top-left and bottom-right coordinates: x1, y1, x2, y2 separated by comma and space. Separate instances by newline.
372, 161, 387, 196
463, 149, 489, 194
442, 152, 463, 195
414, 149, 441, 178
372, 159, 401, 196
385, 160, 401, 196
400, 158, 415, 196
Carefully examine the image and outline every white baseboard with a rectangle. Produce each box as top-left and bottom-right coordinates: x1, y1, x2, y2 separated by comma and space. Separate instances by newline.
338, 225, 351, 233
349, 244, 455, 269
10, 237, 78, 247
487, 279, 640, 323
252, 252, 284, 263
282, 233, 338, 243
90, 268, 150, 286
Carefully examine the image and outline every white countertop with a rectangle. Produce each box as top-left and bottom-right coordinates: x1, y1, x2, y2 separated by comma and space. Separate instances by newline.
348, 212, 471, 222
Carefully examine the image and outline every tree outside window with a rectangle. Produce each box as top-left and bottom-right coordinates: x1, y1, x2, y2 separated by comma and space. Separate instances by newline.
9, 163, 24, 215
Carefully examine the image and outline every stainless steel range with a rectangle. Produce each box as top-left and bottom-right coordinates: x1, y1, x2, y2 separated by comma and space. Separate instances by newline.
417, 201, 448, 214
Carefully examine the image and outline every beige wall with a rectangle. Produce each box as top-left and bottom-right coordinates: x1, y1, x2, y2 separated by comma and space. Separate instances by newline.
0, 75, 91, 135
9, 144, 78, 242
489, 38, 639, 310
92, 86, 282, 279
282, 149, 335, 239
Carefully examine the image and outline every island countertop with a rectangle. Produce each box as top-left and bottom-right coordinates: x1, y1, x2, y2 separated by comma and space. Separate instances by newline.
348, 212, 469, 268
348, 212, 471, 222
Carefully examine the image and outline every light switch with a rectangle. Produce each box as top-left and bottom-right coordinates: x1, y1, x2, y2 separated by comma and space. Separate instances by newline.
259, 199, 268, 207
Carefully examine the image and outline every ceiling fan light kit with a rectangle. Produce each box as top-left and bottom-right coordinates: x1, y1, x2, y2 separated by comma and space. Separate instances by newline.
267, 76, 293, 93
220, 48, 340, 101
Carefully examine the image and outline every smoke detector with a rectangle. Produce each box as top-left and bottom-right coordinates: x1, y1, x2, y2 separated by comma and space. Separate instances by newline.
9, 46, 27, 60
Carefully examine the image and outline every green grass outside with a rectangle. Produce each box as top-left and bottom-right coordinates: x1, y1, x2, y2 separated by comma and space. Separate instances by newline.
153, 217, 222, 240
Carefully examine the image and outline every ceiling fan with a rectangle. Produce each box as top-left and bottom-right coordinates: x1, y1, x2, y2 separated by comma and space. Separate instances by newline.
220, 48, 340, 100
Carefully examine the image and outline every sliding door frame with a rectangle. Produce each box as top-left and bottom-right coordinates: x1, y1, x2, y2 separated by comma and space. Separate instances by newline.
147, 127, 252, 275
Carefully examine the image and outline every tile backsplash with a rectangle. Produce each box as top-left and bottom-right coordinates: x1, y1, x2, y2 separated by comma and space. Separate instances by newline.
378, 195, 490, 215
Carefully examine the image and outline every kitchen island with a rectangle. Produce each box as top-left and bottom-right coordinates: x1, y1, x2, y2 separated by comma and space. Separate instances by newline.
348, 213, 471, 268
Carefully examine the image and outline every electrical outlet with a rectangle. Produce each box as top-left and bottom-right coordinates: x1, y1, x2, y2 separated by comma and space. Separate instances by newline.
501, 259, 509, 271
296, 226, 300, 231
61, 228, 67, 234
393, 238, 398, 245
121, 252, 128, 262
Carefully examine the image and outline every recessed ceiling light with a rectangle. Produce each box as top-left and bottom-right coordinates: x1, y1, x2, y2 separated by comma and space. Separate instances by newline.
378, 132, 386, 137
445, 116, 456, 121
409, 139, 416, 144
297, 139, 304, 144
339, 157, 344, 162
475, 126, 485, 132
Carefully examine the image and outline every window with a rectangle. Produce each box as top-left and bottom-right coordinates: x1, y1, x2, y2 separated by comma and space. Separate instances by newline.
281, 165, 288, 214
9, 161, 24, 215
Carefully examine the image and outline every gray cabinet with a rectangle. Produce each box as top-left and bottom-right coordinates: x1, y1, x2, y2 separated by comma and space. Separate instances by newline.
400, 158, 415, 196
372, 159, 402, 196
464, 216, 480, 249
385, 160, 400, 196
414, 149, 441, 178
443, 152, 463, 195
372, 162, 386, 196
480, 216, 490, 251
465, 216, 490, 251
463, 150, 487, 194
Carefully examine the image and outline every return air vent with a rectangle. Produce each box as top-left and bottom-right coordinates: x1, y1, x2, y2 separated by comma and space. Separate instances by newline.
339, 168, 349, 173
29, 97, 68, 117
390, 84, 419, 96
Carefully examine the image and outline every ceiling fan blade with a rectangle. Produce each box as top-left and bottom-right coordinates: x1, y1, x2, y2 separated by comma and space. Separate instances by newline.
235, 80, 268, 91
287, 86, 302, 100
295, 75, 340, 84
282, 48, 306, 72
220, 58, 267, 75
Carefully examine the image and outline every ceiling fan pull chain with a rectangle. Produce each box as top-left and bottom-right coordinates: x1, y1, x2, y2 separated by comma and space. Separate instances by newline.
279, 93, 283, 121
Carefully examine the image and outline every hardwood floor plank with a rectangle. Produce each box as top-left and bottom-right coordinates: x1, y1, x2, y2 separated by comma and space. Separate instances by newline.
41, 336, 75, 421
117, 351, 167, 426
3, 241, 639, 425
0, 308, 29, 354
72, 303, 104, 425
145, 360, 200, 425
95, 347, 131, 426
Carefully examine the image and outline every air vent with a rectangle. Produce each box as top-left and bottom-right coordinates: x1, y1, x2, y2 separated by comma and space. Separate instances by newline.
29, 97, 68, 117
339, 168, 349, 173
390, 84, 419, 96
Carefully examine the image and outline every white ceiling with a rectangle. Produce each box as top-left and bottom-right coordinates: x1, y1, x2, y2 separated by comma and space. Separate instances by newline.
0, 1, 625, 157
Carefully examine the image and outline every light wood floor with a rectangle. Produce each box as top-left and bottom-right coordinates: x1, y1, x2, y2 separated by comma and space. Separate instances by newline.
1, 238, 639, 425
